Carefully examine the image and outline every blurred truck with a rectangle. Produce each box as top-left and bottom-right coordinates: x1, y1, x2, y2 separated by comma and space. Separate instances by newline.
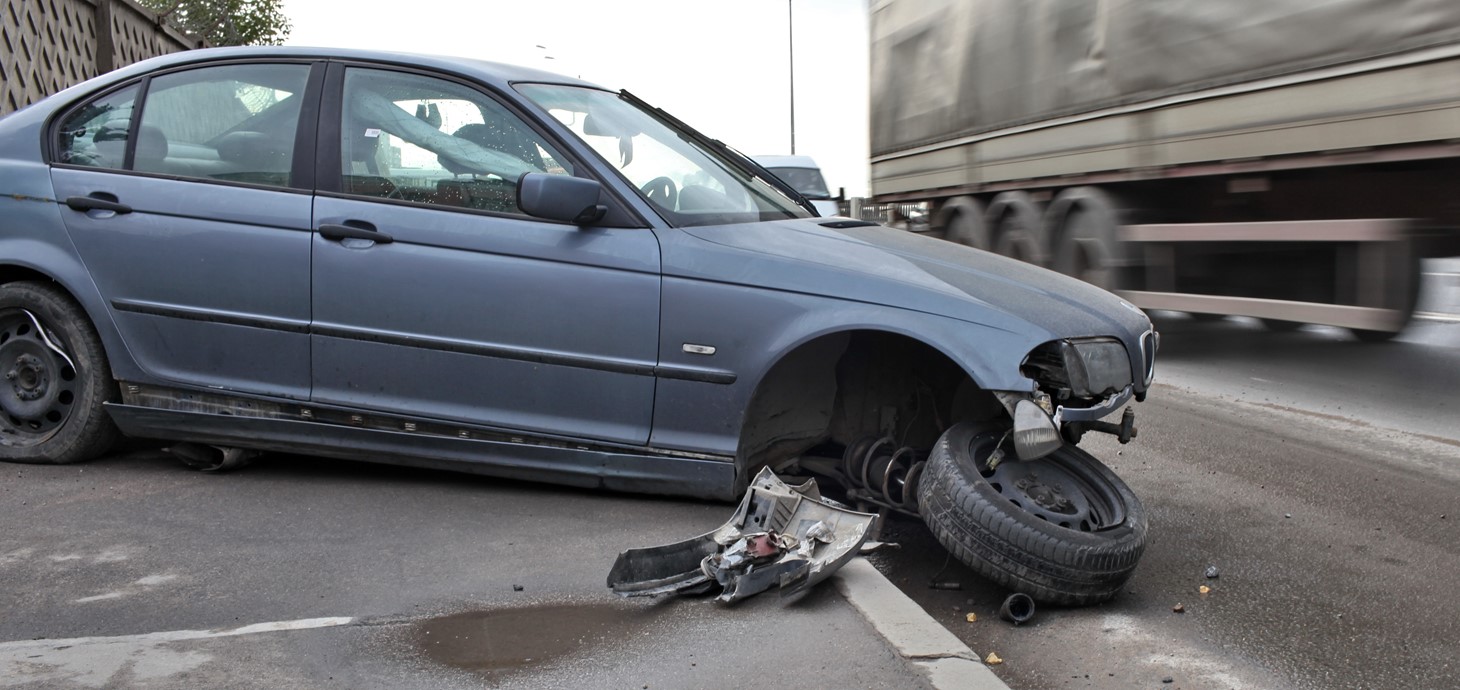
869, 0, 1460, 339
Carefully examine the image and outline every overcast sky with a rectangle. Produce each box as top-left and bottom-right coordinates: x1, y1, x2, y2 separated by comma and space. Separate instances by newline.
283, 0, 871, 196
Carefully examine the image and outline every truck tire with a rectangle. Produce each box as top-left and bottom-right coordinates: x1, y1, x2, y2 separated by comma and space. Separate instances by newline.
0, 282, 120, 464
917, 423, 1147, 606
1350, 243, 1421, 342
986, 192, 1048, 266
1048, 187, 1130, 290
936, 196, 990, 251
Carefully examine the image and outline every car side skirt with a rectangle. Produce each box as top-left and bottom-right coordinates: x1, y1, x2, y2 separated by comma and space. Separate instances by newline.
103, 391, 738, 501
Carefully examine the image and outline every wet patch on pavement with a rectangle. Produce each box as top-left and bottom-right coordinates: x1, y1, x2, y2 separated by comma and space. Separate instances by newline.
413, 602, 663, 676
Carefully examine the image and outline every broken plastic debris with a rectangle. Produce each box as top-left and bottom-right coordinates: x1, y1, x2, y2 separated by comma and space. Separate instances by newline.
606, 467, 876, 603
858, 540, 898, 555
1199, 585, 1211, 595
965, 612, 978, 623
1172, 603, 1185, 613
1204, 565, 1220, 579
985, 652, 1003, 665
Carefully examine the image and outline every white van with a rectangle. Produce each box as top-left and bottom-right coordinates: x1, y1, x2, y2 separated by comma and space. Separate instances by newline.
752, 155, 841, 217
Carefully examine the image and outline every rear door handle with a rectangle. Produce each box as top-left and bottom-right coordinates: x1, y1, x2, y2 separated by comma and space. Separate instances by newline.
65, 193, 132, 215
318, 222, 394, 245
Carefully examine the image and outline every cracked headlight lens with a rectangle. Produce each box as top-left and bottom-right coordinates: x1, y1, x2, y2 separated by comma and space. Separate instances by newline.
1022, 337, 1133, 400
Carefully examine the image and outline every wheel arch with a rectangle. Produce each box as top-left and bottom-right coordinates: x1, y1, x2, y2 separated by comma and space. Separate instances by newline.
735, 324, 1008, 479
0, 253, 140, 383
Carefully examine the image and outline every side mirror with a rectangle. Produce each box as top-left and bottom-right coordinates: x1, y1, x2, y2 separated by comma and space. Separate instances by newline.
518, 173, 607, 225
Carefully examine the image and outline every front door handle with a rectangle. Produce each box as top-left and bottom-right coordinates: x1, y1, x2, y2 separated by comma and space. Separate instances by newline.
65, 193, 132, 215
318, 222, 394, 244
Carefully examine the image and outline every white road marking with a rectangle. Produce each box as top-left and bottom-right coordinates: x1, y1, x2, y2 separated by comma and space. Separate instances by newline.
0, 617, 355, 653
132, 574, 178, 587
73, 592, 126, 604
0, 617, 353, 688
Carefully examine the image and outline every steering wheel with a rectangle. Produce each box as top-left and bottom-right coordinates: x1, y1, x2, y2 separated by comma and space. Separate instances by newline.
640, 176, 678, 210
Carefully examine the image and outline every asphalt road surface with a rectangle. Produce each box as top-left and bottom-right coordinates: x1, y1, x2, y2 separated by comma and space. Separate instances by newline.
0, 452, 922, 689
875, 309, 1460, 689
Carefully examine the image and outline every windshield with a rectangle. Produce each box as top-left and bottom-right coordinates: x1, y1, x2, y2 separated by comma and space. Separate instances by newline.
765, 166, 831, 199
516, 85, 811, 227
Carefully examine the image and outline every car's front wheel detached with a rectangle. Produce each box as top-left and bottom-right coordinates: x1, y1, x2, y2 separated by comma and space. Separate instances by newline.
917, 423, 1147, 605
0, 282, 119, 464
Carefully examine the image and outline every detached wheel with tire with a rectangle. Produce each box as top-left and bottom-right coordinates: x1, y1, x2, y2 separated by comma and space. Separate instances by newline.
917, 423, 1147, 605
0, 282, 119, 464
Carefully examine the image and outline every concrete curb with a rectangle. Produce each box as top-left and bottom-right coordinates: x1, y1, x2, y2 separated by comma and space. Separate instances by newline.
834, 558, 1010, 690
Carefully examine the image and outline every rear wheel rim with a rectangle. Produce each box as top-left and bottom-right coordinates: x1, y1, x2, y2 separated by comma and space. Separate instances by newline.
0, 310, 78, 444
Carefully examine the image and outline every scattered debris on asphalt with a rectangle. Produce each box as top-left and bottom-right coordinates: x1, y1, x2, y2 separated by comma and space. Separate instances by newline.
1162, 677, 1174, 684
965, 612, 978, 623
1172, 603, 1186, 613
985, 652, 1003, 665
1204, 565, 1220, 579
1199, 585, 1212, 595
929, 580, 963, 590
999, 592, 1036, 625
512, 584, 523, 592
858, 540, 898, 555
1285, 513, 1292, 518
606, 468, 876, 603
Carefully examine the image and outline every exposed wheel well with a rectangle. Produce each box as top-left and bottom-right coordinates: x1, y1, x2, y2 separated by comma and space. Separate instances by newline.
736, 330, 1004, 476
0, 265, 60, 288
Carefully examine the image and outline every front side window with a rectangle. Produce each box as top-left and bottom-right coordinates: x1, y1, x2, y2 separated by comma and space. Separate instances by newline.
516, 84, 811, 227
339, 68, 572, 215
135, 63, 310, 187
55, 85, 139, 169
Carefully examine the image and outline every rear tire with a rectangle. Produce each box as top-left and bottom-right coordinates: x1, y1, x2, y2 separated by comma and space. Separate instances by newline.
0, 282, 119, 465
917, 423, 1147, 605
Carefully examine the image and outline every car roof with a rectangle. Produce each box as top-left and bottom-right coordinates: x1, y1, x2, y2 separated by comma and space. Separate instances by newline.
751, 154, 822, 170
97, 46, 606, 92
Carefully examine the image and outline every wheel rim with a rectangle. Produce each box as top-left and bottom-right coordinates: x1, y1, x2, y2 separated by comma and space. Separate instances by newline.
0, 309, 78, 443
969, 430, 1128, 532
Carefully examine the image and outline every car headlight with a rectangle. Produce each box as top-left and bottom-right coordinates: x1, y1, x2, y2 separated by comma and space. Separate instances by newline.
1021, 337, 1133, 402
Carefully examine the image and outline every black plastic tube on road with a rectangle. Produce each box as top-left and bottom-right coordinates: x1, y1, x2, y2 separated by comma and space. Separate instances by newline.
999, 592, 1036, 625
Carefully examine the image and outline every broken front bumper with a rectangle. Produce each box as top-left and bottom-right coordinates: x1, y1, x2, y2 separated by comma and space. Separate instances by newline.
607, 468, 877, 603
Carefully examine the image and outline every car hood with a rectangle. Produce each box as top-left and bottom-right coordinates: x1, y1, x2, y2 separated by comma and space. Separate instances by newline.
674, 218, 1150, 342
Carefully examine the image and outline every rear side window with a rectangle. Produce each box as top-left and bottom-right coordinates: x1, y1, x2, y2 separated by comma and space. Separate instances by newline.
52, 63, 310, 189
55, 85, 139, 169
135, 64, 310, 187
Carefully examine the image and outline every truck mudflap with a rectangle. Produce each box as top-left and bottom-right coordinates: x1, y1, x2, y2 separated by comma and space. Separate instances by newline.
607, 467, 877, 603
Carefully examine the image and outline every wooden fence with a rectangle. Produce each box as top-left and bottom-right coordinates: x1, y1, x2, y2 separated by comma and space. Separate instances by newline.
2, 0, 203, 115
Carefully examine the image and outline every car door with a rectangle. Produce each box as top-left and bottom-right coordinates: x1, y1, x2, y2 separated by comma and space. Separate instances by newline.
309, 64, 661, 445
49, 61, 321, 399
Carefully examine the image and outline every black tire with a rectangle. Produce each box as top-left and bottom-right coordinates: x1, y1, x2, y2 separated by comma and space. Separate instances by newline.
917, 423, 1147, 605
0, 282, 120, 464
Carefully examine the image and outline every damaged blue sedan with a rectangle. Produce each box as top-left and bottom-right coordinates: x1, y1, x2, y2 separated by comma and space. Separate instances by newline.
0, 47, 1155, 604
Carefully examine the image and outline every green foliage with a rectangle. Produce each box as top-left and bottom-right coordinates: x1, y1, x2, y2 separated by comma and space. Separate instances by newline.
140, 0, 292, 47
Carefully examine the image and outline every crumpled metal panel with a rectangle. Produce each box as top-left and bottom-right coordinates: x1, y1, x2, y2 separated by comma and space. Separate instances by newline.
607, 468, 876, 603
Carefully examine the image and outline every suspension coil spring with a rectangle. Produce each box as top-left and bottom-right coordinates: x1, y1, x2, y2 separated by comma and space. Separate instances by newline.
842, 435, 926, 513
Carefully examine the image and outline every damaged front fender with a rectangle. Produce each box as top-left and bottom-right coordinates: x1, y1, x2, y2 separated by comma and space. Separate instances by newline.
607, 467, 877, 603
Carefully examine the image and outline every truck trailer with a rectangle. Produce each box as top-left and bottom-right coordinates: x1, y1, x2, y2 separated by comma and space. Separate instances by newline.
869, 0, 1460, 339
